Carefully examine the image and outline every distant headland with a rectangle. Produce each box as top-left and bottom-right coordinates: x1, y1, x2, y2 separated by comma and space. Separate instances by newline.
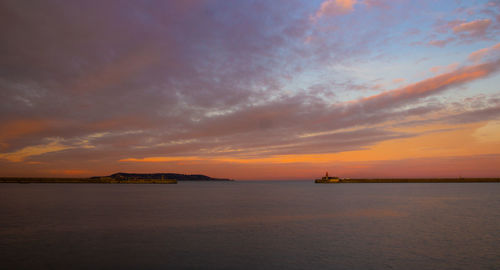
0, 172, 234, 184
92, 172, 233, 182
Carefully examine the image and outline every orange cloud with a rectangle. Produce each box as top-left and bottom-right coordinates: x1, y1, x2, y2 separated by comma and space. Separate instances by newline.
0, 138, 71, 162
120, 155, 314, 165
315, 0, 357, 18
120, 157, 201, 162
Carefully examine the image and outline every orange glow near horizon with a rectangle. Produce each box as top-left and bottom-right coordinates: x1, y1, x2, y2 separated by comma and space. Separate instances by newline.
119, 121, 500, 164
106, 121, 500, 179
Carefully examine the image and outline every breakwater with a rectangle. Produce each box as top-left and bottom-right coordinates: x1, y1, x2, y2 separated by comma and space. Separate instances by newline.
335, 178, 500, 183
0, 177, 177, 184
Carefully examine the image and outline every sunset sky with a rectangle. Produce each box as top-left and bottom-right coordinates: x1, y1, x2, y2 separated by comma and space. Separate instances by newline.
1, 0, 500, 180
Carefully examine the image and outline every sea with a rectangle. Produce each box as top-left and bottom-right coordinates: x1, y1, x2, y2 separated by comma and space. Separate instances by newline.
1, 181, 499, 270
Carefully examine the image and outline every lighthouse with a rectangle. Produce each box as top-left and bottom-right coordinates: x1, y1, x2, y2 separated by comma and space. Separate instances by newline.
315, 171, 340, 183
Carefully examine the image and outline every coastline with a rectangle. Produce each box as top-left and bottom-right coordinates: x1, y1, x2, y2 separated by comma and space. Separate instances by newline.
1, 177, 499, 184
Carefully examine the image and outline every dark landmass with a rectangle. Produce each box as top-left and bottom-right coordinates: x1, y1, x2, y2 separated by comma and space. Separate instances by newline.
317, 178, 500, 183
0, 172, 234, 184
93, 172, 234, 182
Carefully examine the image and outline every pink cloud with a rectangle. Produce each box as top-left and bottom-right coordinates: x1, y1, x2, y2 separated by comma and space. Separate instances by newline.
468, 42, 500, 62
429, 62, 459, 74
428, 17, 495, 48
427, 38, 455, 47
357, 59, 500, 111
452, 19, 492, 37
315, 0, 357, 18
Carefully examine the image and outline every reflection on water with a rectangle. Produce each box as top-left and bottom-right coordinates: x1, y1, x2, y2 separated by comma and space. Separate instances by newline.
1, 182, 499, 269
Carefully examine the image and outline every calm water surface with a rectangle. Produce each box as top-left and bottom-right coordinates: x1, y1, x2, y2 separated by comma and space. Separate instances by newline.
1, 181, 499, 269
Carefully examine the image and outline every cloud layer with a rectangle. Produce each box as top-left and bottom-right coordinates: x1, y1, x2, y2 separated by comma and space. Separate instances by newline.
1, 0, 500, 179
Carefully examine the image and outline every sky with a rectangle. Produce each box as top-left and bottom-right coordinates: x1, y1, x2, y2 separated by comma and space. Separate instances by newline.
1, 0, 500, 180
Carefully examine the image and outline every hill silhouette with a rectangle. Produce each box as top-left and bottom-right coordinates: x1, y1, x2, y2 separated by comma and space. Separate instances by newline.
92, 172, 233, 181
